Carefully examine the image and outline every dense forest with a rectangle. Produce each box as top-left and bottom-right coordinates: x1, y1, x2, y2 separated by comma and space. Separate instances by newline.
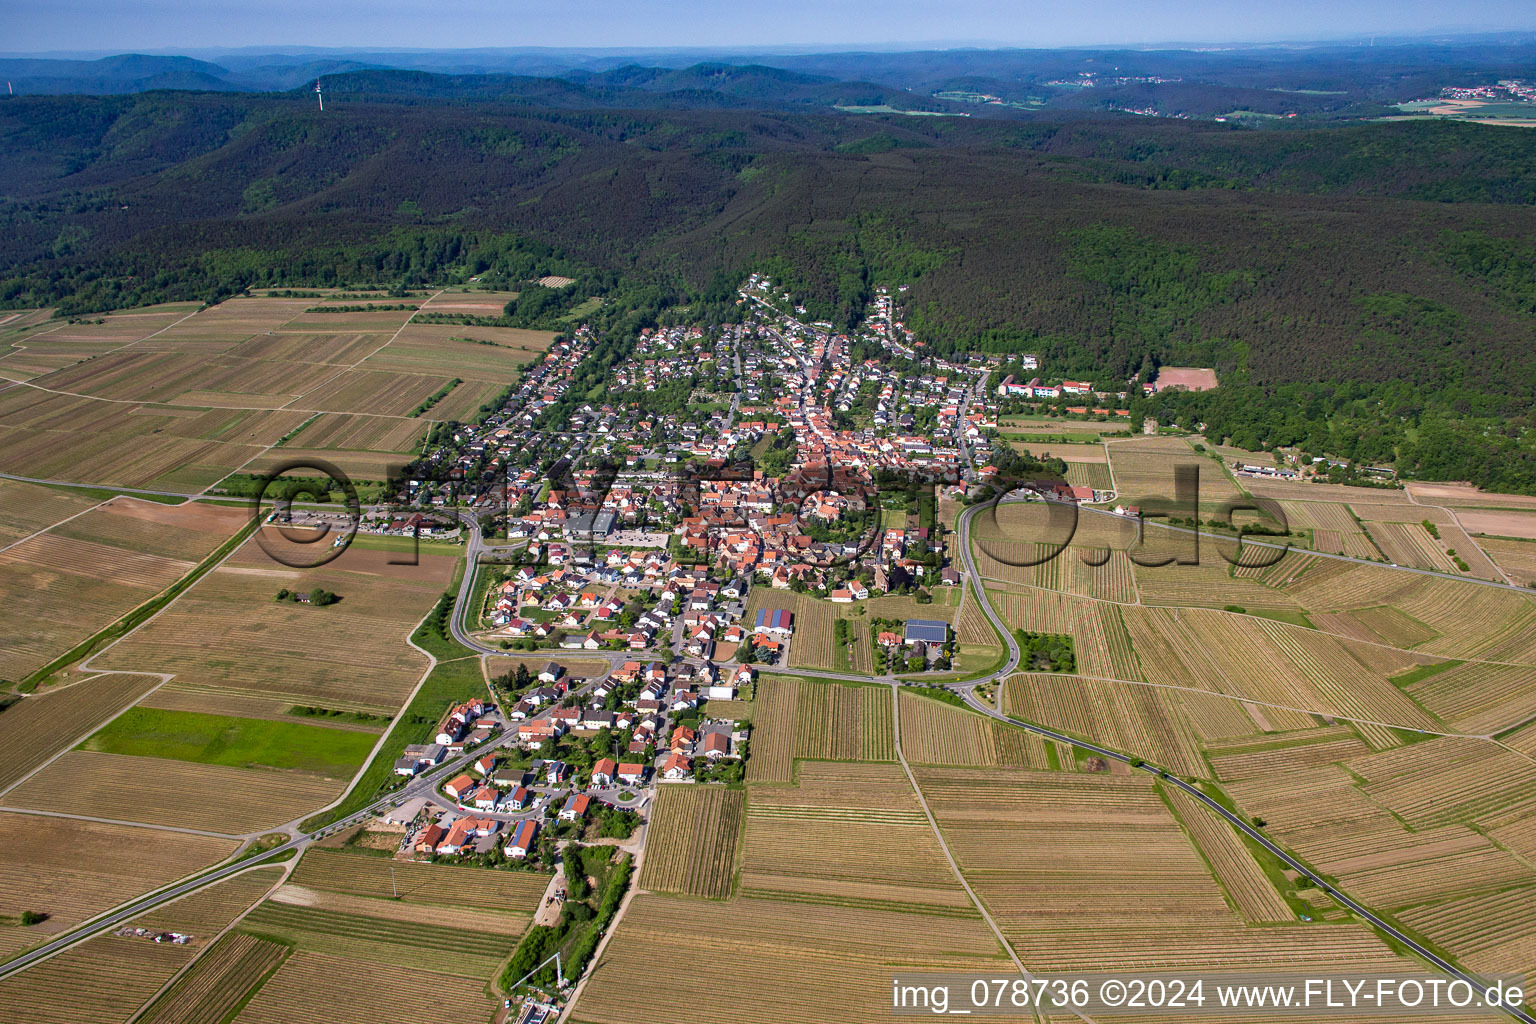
2, 84, 1536, 490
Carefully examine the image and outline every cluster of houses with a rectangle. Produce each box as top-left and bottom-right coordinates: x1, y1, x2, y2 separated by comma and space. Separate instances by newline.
359, 511, 459, 539
393, 698, 499, 777
409, 812, 542, 860
392, 745, 614, 861
512, 658, 751, 759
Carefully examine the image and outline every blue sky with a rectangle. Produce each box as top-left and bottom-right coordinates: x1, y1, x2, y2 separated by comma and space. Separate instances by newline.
8, 0, 1536, 53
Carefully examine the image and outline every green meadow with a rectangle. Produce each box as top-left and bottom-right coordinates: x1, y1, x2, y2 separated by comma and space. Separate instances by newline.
83, 707, 376, 777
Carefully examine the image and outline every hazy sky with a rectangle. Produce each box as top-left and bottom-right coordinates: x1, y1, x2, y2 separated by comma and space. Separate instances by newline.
8, 0, 1536, 54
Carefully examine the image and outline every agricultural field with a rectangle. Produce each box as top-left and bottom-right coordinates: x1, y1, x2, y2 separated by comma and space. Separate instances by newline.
426, 377, 505, 420
139, 933, 289, 1024
1480, 536, 1536, 586
0, 497, 248, 682
137, 683, 389, 734
1405, 482, 1536, 509
278, 307, 418, 333
1349, 735, 1536, 831
747, 677, 895, 781
0, 812, 237, 957
916, 765, 1412, 976
0, 296, 522, 490
1001, 673, 1207, 778
1275, 500, 1378, 559
0, 931, 197, 1024
280, 412, 428, 453
0, 478, 99, 545
640, 786, 745, 898
0, 672, 162, 792
1271, 558, 1536, 664
241, 446, 412, 481
574, 892, 1008, 1024
1457, 508, 1536, 539
742, 761, 975, 913
1064, 460, 1113, 491
1132, 558, 1305, 611
0, 389, 281, 491
81, 706, 378, 778
5, 749, 343, 833
98, 539, 455, 716
1204, 727, 1372, 781
1226, 746, 1536, 928
266, 880, 528, 935
795, 679, 895, 761
50, 496, 251, 560
1000, 416, 1121, 434
294, 369, 455, 417
985, 584, 1074, 634
419, 289, 522, 312
137, 866, 286, 934
954, 588, 999, 645
1400, 886, 1536, 979
1243, 476, 1414, 505
1162, 785, 1294, 923
222, 330, 388, 366
227, 848, 539, 1008
31, 347, 329, 405
1066, 601, 1139, 679
1362, 520, 1458, 573
486, 655, 609, 682
228, 951, 491, 1024
237, 900, 516, 979
897, 691, 1050, 768
287, 847, 548, 912
1121, 606, 1436, 742
360, 323, 554, 378
1105, 437, 1244, 515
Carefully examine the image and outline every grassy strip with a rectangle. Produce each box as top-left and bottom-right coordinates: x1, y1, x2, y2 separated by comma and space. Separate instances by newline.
17, 516, 257, 690
463, 558, 501, 633
415, 590, 469, 661
408, 377, 462, 418
1388, 659, 1464, 689
345, 532, 465, 556
763, 672, 883, 689
903, 684, 970, 709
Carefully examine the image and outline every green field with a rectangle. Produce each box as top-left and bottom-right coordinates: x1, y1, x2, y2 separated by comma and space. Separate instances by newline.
82, 707, 376, 777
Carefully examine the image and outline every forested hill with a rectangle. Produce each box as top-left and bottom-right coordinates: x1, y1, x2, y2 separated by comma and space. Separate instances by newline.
2, 88, 1536, 488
